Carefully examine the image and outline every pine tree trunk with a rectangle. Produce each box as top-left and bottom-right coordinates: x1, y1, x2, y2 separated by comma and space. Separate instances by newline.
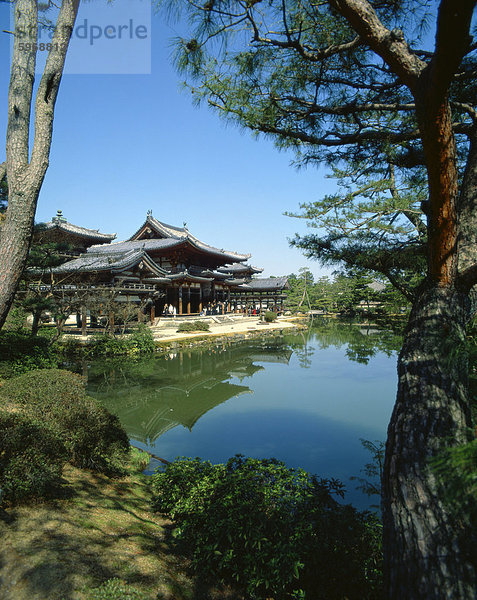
0, 190, 39, 327
383, 285, 476, 599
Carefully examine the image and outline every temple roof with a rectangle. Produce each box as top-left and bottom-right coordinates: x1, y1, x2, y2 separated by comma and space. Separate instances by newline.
128, 214, 250, 262
39, 210, 116, 242
53, 249, 169, 278
88, 236, 250, 264
217, 263, 263, 275
130, 214, 200, 242
235, 277, 289, 292
168, 272, 214, 284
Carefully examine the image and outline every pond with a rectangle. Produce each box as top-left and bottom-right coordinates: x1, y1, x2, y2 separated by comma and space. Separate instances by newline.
85, 320, 403, 509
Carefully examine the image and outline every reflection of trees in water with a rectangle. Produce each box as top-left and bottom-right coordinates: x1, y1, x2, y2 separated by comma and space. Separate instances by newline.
284, 319, 403, 366
82, 323, 400, 445
85, 339, 293, 444
285, 330, 315, 368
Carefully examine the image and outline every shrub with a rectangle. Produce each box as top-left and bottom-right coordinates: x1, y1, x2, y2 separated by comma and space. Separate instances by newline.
128, 324, 156, 353
0, 369, 130, 473
85, 578, 151, 599
3, 305, 28, 331
152, 455, 382, 600
0, 410, 67, 503
176, 321, 210, 333
263, 311, 277, 323
84, 325, 156, 357
0, 331, 59, 378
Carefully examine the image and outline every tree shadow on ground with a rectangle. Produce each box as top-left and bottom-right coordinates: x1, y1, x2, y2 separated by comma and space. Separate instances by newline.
0, 464, 242, 600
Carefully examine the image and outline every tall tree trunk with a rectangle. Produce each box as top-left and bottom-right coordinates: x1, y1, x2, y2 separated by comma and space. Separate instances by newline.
0, 189, 40, 327
383, 285, 476, 598
0, 0, 79, 330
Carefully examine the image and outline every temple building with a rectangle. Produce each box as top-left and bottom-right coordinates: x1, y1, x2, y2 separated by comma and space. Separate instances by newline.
37, 211, 289, 320
34, 210, 117, 254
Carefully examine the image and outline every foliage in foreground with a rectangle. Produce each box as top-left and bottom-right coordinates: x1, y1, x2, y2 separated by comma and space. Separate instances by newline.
151, 455, 382, 600
85, 578, 152, 600
431, 440, 477, 535
0, 411, 67, 503
83, 325, 156, 357
0, 369, 130, 503
176, 320, 210, 333
0, 330, 59, 378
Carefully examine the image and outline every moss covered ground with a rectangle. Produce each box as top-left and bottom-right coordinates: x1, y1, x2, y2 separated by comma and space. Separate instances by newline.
0, 450, 240, 600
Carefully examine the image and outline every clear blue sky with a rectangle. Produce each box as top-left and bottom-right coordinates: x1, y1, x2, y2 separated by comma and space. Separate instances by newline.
0, 1, 337, 278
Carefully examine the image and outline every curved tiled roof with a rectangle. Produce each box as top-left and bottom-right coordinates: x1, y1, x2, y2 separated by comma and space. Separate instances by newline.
129, 215, 193, 242
41, 215, 116, 242
128, 214, 250, 262
217, 264, 263, 275
88, 236, 250, 263
234, 277, 289, 292
53, 249, 169, 277
168, 272, 214, 284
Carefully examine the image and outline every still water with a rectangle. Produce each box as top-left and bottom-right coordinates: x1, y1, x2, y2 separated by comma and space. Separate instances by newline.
85, 321, 402, 508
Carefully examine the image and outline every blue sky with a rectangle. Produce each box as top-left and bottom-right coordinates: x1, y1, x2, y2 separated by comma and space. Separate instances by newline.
0, 1, 338, 278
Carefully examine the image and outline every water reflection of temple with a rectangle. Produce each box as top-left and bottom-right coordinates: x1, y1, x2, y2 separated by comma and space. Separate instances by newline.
86, 340, 293, 444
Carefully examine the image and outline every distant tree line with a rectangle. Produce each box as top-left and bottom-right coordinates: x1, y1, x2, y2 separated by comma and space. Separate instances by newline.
285, 268, 409, 316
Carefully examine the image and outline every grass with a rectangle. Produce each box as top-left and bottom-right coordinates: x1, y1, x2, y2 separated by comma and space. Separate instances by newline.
0, 449, 241, 600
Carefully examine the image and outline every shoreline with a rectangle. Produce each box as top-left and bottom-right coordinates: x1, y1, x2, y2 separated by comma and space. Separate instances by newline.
58, 315, 309, 352
151, 315, 307, 345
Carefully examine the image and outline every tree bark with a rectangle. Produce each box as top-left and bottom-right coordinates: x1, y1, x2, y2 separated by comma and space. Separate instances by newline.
383, 285, 476, 598
0, 0, 79, 329
329, 2, 477, 597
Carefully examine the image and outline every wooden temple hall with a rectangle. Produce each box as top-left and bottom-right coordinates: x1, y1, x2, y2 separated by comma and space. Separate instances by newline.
38, 211, 289, 320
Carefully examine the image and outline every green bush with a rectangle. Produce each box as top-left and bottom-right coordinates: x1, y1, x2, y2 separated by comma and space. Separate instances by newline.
0, 369, 130, 473
0, 410, 67, 503
176, 320, 210, 333
3, 305, 28, 331
85, 578, 151, 599
128, 324, 156, 353
0, 331, 59, 378
263, 311, 277, 323
152, 455, 382, 600
85, 325, 155, 357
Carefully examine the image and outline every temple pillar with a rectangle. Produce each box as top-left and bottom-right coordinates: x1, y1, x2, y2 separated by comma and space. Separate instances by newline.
227, 288, 231, 313
150, 302, 155, 324
81, 306, 87, 337
199, 286, 203, 314
179, 286, 183, 315
187, 285, 191, 314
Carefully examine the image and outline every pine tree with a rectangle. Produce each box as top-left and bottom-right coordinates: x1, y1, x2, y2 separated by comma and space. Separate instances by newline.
161, 1, 477, 596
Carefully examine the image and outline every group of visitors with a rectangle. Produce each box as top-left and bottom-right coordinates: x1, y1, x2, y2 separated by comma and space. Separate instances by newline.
162, 303, 177, 317
161, 301, 281, 317
200, 301, 228, 316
